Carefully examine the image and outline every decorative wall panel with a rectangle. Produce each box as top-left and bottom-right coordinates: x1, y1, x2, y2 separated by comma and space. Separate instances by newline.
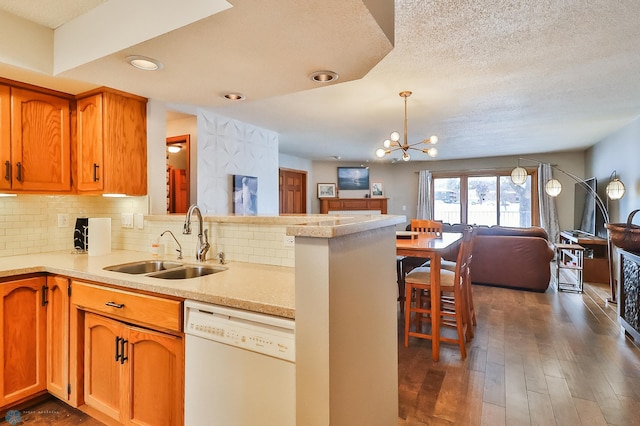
197, 111, 279, 215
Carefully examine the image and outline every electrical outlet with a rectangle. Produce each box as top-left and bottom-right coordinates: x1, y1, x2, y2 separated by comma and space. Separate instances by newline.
283, 235, 295, 247
57, 213, 69, 228
135, 213, 144, 229
121, 213, 134, 228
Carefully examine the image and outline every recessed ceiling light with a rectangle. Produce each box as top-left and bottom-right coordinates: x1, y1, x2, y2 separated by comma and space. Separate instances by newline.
223, 93, 246, 101
167, 145, 181, 153
310, 70, 339, 83
126, 55, 163, 71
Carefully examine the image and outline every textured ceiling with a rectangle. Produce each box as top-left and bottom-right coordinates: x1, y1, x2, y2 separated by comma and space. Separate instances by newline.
0, 0, 106, 28
0, 0, 639, 163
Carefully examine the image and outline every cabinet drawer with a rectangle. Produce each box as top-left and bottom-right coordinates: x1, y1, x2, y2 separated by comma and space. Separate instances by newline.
71, 281, 182, 332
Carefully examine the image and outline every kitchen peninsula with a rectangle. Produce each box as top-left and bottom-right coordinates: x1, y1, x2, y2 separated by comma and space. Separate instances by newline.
0, 213, 404, 426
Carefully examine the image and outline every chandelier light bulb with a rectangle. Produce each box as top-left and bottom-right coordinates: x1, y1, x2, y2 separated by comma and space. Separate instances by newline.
390, 131, 400, 142
427, 147, 438, 157
376, 148, 387, 158
402, 152, 411, 161
545, 179, 562, 197
429, 135, 438, 144
383, 139, 392, 148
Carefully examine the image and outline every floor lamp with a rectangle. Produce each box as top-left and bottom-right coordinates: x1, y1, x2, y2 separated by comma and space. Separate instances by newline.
511, 158, 626, 304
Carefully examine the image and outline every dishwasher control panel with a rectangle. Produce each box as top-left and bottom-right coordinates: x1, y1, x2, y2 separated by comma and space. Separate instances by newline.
185, 300, 295, 362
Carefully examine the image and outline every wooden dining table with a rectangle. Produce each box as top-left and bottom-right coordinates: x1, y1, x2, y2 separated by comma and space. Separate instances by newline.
396, 232, 463, 361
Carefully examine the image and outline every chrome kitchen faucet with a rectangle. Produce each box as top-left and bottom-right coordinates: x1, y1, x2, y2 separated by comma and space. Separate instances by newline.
183, 204, 210, 261
160, 230, 183, 260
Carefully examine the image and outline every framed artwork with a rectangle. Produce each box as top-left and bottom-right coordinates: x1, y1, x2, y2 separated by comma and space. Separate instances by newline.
337, 167, 369, 190
371, 182, 384, 198
232, 175, 258, 215
318, 183, 337, 198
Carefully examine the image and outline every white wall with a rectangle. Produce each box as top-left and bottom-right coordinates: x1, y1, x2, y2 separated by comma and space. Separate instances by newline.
197, 110, 279, 215
587, 115, 640, 225
311, 152, 586, 230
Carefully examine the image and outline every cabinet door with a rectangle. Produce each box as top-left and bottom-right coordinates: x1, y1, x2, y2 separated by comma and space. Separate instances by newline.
102, 92, 147, 195
46, 276, 69, 401
76, 94, 104, 192
0, 276, 47, 407
0, 85, 10, 191
84, 313, 125, 423
11, 88, 71, 191
126, 326, 184, 426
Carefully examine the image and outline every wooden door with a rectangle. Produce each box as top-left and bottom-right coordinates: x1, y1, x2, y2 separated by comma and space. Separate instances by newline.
0, 85, 10, 191
46, 276, 70, 401
0, 276, 47, 407
10, 88, 71, 191
76, 94, 104, 192
84, 313, 125, 422
279, 168, 307, 214
126, 326, 184, 426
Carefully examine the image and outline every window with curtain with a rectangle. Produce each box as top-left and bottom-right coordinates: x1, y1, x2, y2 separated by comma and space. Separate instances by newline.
432, 169, 538, 227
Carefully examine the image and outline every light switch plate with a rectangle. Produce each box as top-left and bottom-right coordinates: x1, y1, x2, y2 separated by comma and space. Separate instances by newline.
121, 213, 134, 228
135, 213, 144, 229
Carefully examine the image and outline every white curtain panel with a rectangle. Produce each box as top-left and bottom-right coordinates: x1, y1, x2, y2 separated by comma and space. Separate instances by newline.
538, 163, 561, 243
416, 170, 433, 220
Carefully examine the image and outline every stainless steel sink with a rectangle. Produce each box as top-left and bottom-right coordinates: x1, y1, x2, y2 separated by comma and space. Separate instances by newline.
148, 265, 226, 280
104, 260, 184, 274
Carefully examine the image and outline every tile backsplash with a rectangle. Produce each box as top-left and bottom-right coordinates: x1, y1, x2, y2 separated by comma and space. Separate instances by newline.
0, 195, 294, 267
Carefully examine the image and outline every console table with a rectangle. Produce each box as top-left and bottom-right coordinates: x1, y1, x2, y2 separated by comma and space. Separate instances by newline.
619, 249, 640, 342
319, 198, 387, 214
559, 231, 609, 284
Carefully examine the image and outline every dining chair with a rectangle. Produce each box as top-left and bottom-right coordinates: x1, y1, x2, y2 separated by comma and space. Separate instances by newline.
410, 219, 443, 237
440, 227, 476, 340
397, 220, 444, 312
403, 227, 473, 358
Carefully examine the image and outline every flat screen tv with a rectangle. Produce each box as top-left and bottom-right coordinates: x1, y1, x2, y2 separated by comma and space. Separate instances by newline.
337, 167, 370, 190
574, 177, 606, 237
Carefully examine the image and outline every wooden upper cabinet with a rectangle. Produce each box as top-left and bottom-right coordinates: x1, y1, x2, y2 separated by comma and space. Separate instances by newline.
0, 85, 10, 191
9, 88, 71, 192
76, 89, 147, 196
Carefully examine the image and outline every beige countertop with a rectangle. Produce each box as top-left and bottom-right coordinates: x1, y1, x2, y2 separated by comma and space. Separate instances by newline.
0, 250, 295, 319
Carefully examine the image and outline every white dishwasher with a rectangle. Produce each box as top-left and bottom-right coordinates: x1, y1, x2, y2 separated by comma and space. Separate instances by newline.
184, 300, 296, 426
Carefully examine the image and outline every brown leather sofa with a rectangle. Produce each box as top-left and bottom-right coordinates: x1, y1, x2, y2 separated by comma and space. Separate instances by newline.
443, 224, 555, 292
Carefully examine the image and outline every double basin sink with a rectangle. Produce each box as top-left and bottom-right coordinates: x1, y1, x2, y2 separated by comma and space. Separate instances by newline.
104, 260, 226, 279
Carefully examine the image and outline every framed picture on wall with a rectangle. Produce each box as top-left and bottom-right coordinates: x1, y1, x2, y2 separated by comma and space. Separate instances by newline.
232, 175, 258, 215
371, 182, 384, 198
318, 183, 336, 198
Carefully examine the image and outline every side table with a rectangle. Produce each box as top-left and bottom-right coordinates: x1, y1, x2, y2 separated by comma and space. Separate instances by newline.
556, 243, 584, 293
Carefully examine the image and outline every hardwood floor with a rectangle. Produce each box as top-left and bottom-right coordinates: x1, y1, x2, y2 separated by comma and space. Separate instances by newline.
5, 281, 639, 426
398, 281, 640, 426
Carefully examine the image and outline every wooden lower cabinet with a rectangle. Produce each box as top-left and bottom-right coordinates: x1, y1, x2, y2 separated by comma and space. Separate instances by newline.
46, 276, 70, 402
0, 276, 47, 407
84, 312, 184, 425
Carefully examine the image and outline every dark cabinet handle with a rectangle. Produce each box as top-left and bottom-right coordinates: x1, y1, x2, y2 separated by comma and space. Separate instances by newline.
120, 338, 128, 364
115, 336, 122, 362
105, 301, 125, 309
93, 163, 100, 182
4, 161, 10, 181
41, 285, 49, 306
16, 162, 22, 182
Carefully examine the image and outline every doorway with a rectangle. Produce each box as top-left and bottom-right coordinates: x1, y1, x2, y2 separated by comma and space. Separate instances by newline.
167, 134, 190, 213
279, 168, 307, 214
